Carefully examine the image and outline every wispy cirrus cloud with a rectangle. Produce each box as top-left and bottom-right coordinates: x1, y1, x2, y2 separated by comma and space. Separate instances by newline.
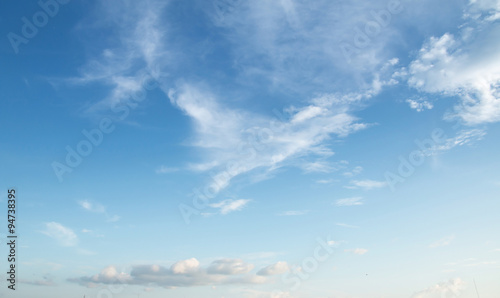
78, 200, 106, 213
20, 276, 55, 287
166, 83, 373, 194
429, 235, 455, 248
346, 179, 387, 190
209, 199, 251, 215
78, 200, 120, 222
155, 165, 179, 174
342, 166, 363, 177
41, 222, 78, 247
335, 197, 364, 206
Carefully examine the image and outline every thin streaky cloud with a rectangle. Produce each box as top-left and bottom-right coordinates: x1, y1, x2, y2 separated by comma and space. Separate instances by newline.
209, 199, 251, 215
335, 197, 363, 206
429, 235, 455, 248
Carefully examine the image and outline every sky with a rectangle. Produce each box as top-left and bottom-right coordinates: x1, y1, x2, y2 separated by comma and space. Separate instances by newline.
1, 0, 500, 297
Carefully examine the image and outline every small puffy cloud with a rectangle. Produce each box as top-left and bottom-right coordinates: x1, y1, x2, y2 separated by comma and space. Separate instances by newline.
257, 261, 289, 276
41, 222, 78, 247
207, 259, 254, 275
411, 278, 465, 298
406, 98, 434, 112
78, 200, 106, 213
335, 197, 363, 206
348, 179, 387, 190
344, 248, 368, 255
429, 235, 455, 248
210, 199, 250, 214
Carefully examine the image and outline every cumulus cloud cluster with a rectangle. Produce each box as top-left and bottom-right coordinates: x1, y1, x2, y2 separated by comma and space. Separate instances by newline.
69, 258, 290, 288
411, 278, 466, 298
408, 0, 500, 125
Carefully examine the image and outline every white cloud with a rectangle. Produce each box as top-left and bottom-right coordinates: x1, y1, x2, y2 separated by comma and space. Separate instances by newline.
209, 199, 251, 214
78, 200, 106, 213
78, 200, 120, 222
406, 98, 434, 112
407, 2, 500, 125
62, 0, 405, 198
335, 197, 363, 206
315, 178, 338, 184
257, 261, 289, 276
433, 129, 486, 152
166, 83, 371, 195
207, 259, 254, 275
41, 222, 78, 247
327, 240, 345, 247
207, 0, 402, 92
344, 248, 368, 255
300, 161, 335, 173
171, 258, 200, 274
71, 258, 266, 288
429, 235, 455, 248
65, 0, 167, 111
411, 278, 465, 298
348, 179, 387, 190
155, 165, 179, 174
342, 166, 363, 177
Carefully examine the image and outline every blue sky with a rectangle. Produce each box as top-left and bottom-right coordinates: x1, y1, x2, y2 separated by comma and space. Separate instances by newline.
1, 0, 500, 297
